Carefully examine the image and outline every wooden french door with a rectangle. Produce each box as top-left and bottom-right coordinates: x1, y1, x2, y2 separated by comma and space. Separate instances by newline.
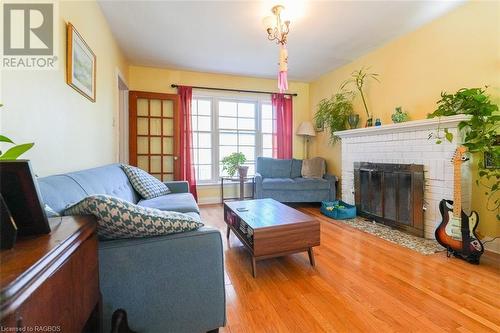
129, 91, 181, 180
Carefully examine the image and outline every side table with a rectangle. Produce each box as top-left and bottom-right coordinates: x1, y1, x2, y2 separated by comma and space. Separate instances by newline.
220, 176, 255, 203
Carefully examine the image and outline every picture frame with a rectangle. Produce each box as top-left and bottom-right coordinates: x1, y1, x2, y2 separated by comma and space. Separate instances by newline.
66, 22, 96, 102
0, 160, 51, 238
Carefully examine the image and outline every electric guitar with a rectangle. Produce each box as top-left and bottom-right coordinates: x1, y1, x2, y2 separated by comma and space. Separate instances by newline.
435, 146, 484, 264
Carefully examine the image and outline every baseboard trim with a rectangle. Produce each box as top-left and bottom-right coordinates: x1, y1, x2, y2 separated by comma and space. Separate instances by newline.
483, 237, 500, 254
198, 196, 221, 205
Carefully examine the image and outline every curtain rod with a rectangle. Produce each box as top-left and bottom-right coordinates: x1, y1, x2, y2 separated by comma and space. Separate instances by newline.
170, 84, 298, 97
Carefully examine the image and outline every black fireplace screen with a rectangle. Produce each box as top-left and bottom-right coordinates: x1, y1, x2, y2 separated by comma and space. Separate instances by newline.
354, 162, 424, 237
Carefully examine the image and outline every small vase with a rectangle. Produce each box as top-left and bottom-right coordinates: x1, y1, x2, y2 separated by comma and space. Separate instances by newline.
365, 117, 373, 127
348, 114, 360, 129
375, 118, 382, 126
237, 166, 249, 178
391, 107, 409, 123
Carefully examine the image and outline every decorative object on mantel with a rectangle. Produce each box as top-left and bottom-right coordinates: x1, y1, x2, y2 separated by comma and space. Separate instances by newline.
435, 146, 484, 264
427, 87, 499, 219
326, 216, 444, 255
347, 114, 360, 129
314, 91, 354, 143
341, 67, 379, 127
221, 152, 248, 178
67, 23, 96, 102
263, 5, 290, 93
296, 121, 316, 159
391, 106, 409, 123
375, 118, 382, 126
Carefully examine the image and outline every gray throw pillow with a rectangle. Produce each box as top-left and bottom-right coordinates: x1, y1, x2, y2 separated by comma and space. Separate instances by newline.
65, 195, 203, 240
122, 164, 171, 199
301, 157, 326, 179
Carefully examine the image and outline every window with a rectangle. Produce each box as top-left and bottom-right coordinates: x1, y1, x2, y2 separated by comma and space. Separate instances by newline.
191, 94, 274, 184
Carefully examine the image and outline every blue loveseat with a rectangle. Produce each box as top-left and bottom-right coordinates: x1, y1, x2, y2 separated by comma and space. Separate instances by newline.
254, 157, 337, 203
37, 164, 225, 333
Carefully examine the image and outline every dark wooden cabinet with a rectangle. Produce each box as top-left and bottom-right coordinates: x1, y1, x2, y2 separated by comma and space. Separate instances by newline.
0, 216, 100, 332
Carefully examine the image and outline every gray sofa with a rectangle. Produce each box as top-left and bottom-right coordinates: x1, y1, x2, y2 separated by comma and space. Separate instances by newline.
254, 157, 337, 203
37, 164, 225, 333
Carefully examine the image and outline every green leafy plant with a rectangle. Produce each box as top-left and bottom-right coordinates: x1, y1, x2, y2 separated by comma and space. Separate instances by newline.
314, 91, 354, 143
427, 87, 500, 218
221, 152, 247, 177
340, 67, 380, 120
0, 104, 34, 160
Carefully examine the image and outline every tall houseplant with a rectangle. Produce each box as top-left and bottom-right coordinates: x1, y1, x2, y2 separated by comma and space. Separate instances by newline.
427, 87, 499, 219
314, 91, 354, 143
341, 67, 379, 126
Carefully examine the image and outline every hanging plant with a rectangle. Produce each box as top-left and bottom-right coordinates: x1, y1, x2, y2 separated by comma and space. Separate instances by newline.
427, 87, 500, 219
314, 91, 354, 144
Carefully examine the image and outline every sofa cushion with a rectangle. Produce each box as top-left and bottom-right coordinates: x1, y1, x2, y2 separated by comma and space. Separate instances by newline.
302, 157, 326, 179
65, 195, 203, 240
122, 165, 171, 199
138, 193, 200, 214
256, 157, 292, 178
262, 177, 330, 191
291, 159, 303, 178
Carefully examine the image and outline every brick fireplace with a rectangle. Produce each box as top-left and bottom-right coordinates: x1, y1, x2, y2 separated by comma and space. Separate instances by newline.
334, 115, 471, 239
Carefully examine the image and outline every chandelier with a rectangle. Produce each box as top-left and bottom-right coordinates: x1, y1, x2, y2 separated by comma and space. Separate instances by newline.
263, 5, 290, 93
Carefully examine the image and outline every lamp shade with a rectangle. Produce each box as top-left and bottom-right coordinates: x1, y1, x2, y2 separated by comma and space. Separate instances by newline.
296, 121, 316, 137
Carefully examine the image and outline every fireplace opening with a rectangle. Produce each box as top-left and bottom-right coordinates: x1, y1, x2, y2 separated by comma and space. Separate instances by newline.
354, 162, 424, 237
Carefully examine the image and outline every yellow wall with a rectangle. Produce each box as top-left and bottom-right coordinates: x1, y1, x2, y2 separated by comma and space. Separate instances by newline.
128, 65, 310, 202
1, 0, 128, 176
309, 1, 500, 247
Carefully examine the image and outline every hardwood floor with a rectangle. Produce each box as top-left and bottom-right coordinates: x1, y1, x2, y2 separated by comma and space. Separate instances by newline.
199, 204, 500, 333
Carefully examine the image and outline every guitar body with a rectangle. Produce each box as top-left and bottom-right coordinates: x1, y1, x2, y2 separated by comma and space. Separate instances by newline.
435, 199, 484, 264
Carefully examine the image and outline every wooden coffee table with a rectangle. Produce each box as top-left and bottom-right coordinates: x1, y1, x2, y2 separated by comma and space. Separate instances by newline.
224, 199, 320, 277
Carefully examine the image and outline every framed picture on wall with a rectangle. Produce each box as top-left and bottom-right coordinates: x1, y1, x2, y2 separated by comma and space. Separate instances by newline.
66, 23, 96, 102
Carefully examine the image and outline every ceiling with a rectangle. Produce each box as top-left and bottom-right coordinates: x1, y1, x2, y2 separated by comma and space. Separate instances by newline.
98, 0, 463, 81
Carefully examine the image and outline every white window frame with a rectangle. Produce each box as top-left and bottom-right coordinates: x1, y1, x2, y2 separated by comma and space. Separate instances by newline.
191, 91, 272, 184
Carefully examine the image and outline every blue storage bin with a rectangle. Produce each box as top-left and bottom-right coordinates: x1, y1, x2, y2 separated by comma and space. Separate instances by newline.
320, 200, 357, 220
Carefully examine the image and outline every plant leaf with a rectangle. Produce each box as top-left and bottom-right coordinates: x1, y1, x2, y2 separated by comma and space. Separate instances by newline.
0, 143, 34, 160
0, 135, 15, 144
445, 132, 454, 143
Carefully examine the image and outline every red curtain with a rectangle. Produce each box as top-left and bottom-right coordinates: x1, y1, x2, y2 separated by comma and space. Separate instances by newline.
272, 93, 293, 159
178, 86, 198, 201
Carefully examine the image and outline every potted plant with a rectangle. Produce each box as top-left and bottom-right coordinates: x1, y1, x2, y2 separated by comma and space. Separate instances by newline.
0, 104, 34, 160
341, 67, 379, 127
314, 91, 354, 143
221, 152, 247, 178
427, 87, 499, 219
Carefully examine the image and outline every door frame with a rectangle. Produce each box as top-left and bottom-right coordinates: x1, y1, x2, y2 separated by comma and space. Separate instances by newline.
117, 71, 129, 163
129, 90, 181, 180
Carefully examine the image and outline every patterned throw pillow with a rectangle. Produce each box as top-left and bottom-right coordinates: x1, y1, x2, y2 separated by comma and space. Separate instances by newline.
121, 164, 171, 199
64, 195, 203, 240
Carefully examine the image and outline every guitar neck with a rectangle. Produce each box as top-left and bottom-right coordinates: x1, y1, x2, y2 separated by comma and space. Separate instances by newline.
453, 160, 462, 216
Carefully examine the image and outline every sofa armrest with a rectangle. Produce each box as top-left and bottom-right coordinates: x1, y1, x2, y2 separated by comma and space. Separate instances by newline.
254, 172, 263, 198
164, 180, 189, 193
99, 227, 225, 332
323, 174, 338, 200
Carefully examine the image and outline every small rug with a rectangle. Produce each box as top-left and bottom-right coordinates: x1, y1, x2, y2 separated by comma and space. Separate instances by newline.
332, 216, 445, 255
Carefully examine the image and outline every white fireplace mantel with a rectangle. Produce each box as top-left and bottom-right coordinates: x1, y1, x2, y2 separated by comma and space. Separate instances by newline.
334, 115, 470, 138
